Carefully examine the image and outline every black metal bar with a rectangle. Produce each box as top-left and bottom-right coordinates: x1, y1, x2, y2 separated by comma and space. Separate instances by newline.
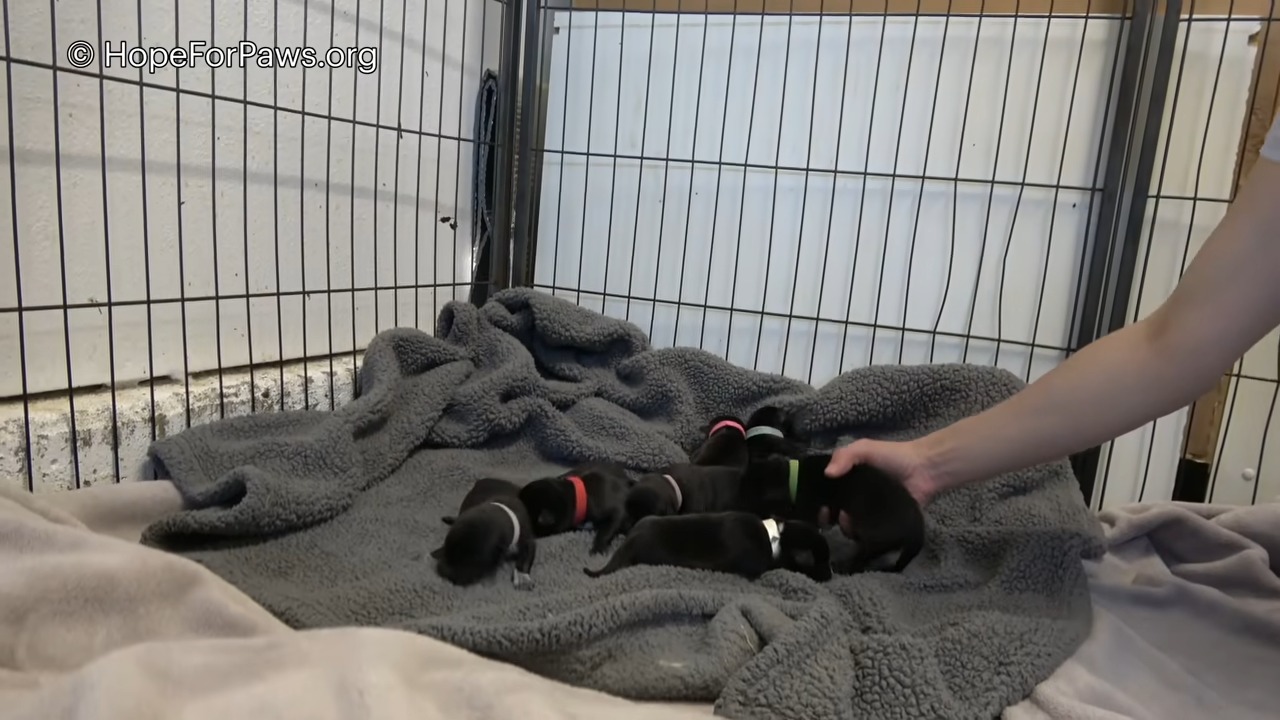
1068, 0, 1181, 505
488, 0, 525, 297
511, 0, 543, 287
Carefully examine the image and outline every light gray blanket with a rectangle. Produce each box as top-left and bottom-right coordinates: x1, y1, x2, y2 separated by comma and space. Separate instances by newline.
140, 288, 1105, 720
1005, 501, 1280, 720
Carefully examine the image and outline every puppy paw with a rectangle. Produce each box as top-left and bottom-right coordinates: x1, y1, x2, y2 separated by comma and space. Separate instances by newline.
512, 570, 535, 590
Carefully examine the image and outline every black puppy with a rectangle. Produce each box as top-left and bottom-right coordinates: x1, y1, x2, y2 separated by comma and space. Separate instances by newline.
737, 454, 924, 574
583, 511, 831, 582
517, 462, 632, 554
688, 415, 749, 470
744, 406, 807, 462
623, 462, 744, 526
432, 478, 537, 589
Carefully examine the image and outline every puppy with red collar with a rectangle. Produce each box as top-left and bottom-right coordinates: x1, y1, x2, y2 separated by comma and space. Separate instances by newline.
517, 461, 633, 554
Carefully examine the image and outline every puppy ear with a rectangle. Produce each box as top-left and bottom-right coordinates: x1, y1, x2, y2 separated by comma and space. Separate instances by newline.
429, 546, 445, 560
441, 515, 456, 526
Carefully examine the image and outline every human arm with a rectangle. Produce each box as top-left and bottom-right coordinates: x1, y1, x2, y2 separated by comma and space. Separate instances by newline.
825, 152, 1280, 503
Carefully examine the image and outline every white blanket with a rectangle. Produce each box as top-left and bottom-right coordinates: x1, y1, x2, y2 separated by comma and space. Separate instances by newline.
1006, 501, 1280, 720
3, 482, 1276, 719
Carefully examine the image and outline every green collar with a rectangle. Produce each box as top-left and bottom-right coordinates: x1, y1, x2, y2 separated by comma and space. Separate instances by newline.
788, 459, 799, 503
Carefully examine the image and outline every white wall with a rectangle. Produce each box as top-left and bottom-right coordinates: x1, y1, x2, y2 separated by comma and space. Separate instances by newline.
0, 0, 503, 398
535, 11, 1261, 509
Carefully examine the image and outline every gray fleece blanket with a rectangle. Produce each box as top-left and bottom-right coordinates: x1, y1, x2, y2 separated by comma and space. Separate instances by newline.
141, 288, 1105, 720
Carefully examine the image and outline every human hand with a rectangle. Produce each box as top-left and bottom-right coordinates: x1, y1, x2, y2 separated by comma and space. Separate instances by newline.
819, 438, 940, 536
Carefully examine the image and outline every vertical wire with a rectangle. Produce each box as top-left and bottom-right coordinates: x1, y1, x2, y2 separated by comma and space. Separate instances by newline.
866, 5, 923, 368
371, 0, 387, 334
1061, 3, 1128, 508
575, 11, 601, 313
671, 9, 713, 343
1026, 4, 1096, 383
1129, 4, 1204, 502
928, 2, 986, 364
209, 0, 226, 419
432, 0, 449, 314
1213, 11, 1279, 503
1092, 5, 1160, 509
174, 0, 194, 427
722, 8, 768, 362
95, 0, 122, 479
959, 4, 1021, 365
834, 6, 890, 375
774, 2, 826, 373
299, 0, 312, 409
601, 5, 630, 323
623, 9, 659, 323
411, 0, 430, 327
552, 4, 576, 307
349, 0, 364, 384
241, 0, 256, 414
450, 0, 472, 302
2, 0, 35, 490
1206, 8, 1263, 502
1251, 340, 1279, 505
272, 0, 286, 411
897, 1, 952, 367
323, 0, 338, 407
750, 0, 800, 373
648, 4, 698, 341
804, 6, 857, 384
992, 10, 1055, 370
48, 0, 84, 487
391, 0, 408, 326
696, 0, 746, 351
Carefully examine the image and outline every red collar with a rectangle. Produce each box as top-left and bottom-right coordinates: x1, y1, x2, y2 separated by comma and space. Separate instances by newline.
567, 475, 588, 527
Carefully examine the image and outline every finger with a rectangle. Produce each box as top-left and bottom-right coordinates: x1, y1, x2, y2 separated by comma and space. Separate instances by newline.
824, 446, 858, 477
817, 507, 830, 525
838, 510, 854, 537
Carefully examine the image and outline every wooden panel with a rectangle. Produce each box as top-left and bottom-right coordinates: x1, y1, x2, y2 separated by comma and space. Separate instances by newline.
570, 0, 1279, 18
1183, 20, 1280, 463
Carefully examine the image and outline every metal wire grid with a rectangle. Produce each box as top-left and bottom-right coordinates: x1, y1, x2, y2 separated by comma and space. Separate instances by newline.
518, 1, 1275, 509
1098, 6, 1280, 509
1, 0, 1275, 509
0, 0, 502, 491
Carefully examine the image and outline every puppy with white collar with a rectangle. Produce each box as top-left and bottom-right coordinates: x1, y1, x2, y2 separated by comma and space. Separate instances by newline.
432, 478, 537, 589
582, 511, 831, 582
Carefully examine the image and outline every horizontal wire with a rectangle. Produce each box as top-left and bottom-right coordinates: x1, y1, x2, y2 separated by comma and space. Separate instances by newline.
533, 283, 1072, 353
537, 144, 1106, 193
0, 53, 486, 146
0, 282, 472, 314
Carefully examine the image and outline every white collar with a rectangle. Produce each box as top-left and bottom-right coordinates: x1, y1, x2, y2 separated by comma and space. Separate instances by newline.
745, 426, 784, 439
662, 474, 683, 511
490, 502, 520, 554
762, 518, 782, 560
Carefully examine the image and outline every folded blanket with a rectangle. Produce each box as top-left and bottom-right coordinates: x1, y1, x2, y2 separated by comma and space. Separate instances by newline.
141, 288, 1104, 720
1004, 501, 1280, 720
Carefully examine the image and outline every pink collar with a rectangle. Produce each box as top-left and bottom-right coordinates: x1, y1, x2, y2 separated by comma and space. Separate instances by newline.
662, 474, 683, 511
708, 419, 745, 437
